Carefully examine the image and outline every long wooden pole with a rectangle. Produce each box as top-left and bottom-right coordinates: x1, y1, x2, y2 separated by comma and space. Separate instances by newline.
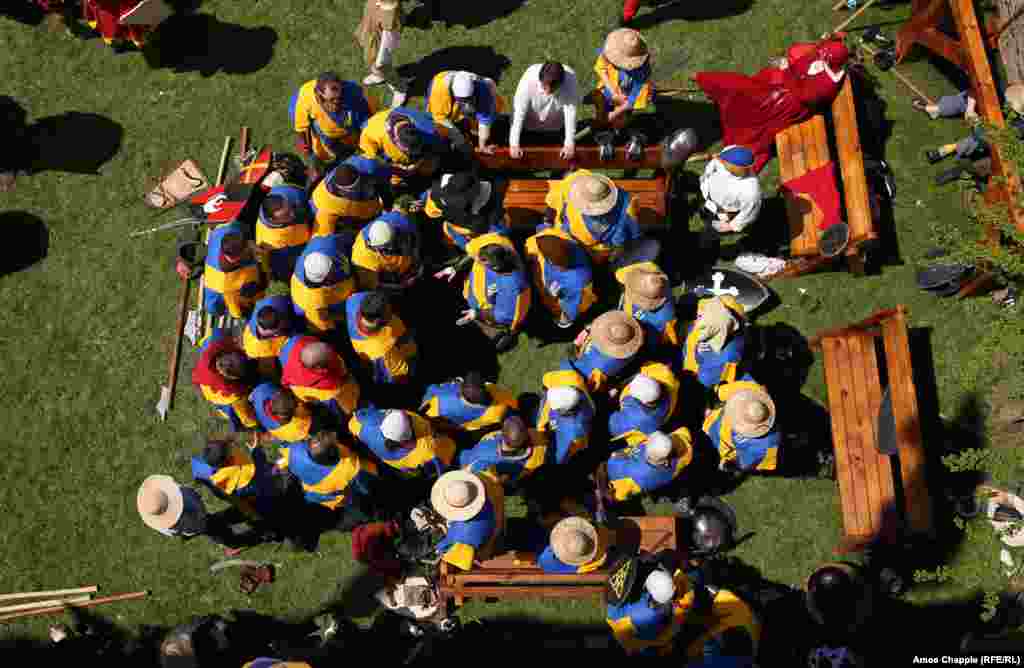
0, 595, 91, 614
859, 41, 937, 104
832, 0, 878, 34
0, 586, 98, 603
0, 591, 149, 623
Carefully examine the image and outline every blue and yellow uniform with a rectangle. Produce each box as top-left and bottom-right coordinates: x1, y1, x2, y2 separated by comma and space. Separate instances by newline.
607, 569, 692, 656
191, 443, 276, 517
278, 335, 362, 418
703, 375, 780, 472
420, 380, 518, 434
537, 527, 611, 574
545, 170, 642, 264
524, 228, 598, 324
309, 155, 390, 237
682, 297, 747, 389
279, 439, 378, 511
291, 235, 356, 335
463, 233, 531, 332
255, 183, 313, 282
192, 330, 258, 431
424, 71, 508, 136
242, 296, 299, 368
421, 187, 511, 251
675, 589, 761, 662
203, 222, 266, 319
249, 382, 316, 444
458, 429, 549, 487
536, 369, 596, 464
560, 333, 634, 395
606, 427, 694, 502
358, 108, 449, 184
608, 362, 681, 446
290, 79, 377, 164
616, 262, 680, 347
435, 469, 505, 571
348, 408, 455, 480
345, 291, 418, 384
351, 210, 419, 290
593, 51, 654, 113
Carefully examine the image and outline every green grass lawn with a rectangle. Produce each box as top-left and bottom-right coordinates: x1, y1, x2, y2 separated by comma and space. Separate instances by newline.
0, 0, 1020, 648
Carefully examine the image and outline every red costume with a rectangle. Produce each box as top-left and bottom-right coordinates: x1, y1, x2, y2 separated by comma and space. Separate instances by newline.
82, 1, 152, 47
696, 38, 851, 174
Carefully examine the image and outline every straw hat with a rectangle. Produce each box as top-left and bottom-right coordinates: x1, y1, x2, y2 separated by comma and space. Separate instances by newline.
696, 297, 740, 353
624, 266, 669, 312
137, 475, 185, 531
568, 173, 618, 217
604, 28, 650, 71
377, 0, 400, 10
431, 470, 487, 522
550, 516, 599, 566
724, 388, 776, 438
590, 310, 644, 359
535, 233, 574, 269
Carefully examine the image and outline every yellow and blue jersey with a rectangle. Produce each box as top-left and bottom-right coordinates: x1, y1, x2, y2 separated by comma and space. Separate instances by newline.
291, 234, 356, 334
675, 589, 761, 661
243, 295, 299, 364
560, 335, 633, 395
463, 233, 531, 331
616, 262, 680, 347
351, 210, 419, 289
348, 408, 454, 480
190, 443, 272, 500
703, 375, 780, 472
608, 362, 681, 446
277, 335, 362, 418
195, 331, 258, 431
607, 427, 693, 502
255, 183, 313, 282
524, 229, 598, 322
422, 187, 512, 251
424, 71, 508, 134
546, 170, 642, 263
420, 380, 518, 434
682, 297, 747, 389
290, 79, 377, 163
536, 369, 596, 464
537, 526, 610, 574
358, 108, 447, 178
309, 155, 389, 237
345, 292, 418, 384
435, 469, 505, 570
606, 592, 677, 656
249, 382, 316, 444
593, 52, 653, 112
279, 439, 378, 511
458, 429, 549, 487
203, 222, 266, 319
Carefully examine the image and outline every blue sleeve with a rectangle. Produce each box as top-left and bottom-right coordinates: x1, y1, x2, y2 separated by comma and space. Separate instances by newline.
736, 430, 780, 469
476, 84, 497, 126
352, 86, 373, 130
612, 206, 642, 247
288, 90, 301, 128
698, 355, 727, 389
608, 406, 631, 440
538, 547, 576, 573
203, 287, 226, 316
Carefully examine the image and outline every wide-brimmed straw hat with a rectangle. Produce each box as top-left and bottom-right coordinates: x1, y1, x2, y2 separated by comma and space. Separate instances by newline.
137, 475, 185, 531
590, 310, 644, 359
624, 266, 669, 311
568, 173, 618, 217
604, 28, 650, 71
431, 470, 487, 522
377, 0, 400, 10
696, 297, 741, 352
550, 516, 599, 566
724, 388, 776, 438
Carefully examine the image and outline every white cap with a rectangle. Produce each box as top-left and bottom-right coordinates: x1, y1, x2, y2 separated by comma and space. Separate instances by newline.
368, 220, 395, 248
304, 252, 333, 283
645, 431, 673, 464
547, 386, 581, 412
452, 72, 475, 99
645, 570, 675, 604
381, 410, 413, 442
629, 375, 661, 404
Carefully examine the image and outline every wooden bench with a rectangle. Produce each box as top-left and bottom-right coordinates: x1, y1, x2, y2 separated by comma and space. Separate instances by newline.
501, 176, 669, 230
774, 77, 878, 279
439, 515, 678, 607
808, 306, 934, 553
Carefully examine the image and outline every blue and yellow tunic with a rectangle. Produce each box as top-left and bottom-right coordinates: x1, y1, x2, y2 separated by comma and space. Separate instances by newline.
255, 183, 313, 282
608, 362, 681, 446
435, 469, 505, 570
420, 380, 518, 434
424, 71, 508, 135
249, 382, 316, 444
615, 262, 680, 347
607, 426, 693, 502
703, 376, 780, 472
191, 444, 275, 517
593, 52, 653, 112
351, 210, 419, 290
242, 295, 299, 366
607, 568, 693, 656
279, 439, 378, 511
291, 234, 356, 335
536, 369, 596, 464
682, 297, 747, 389
463, 233, 531, 332
203, 222, 266, 319
545, 170, 641, 264
358, 108, 448, 182
348, 408, 455, 480
290, 79, 377, 164
194, 331, 258, 431
277, 335, 362, 418
524, 228, 597, 323
309, 155, 390, 237
345, 292, 417, 384
421, 187, 511, 251
458, 429, 549, 487
675, 589, 761, 661
560, 331, 636, 395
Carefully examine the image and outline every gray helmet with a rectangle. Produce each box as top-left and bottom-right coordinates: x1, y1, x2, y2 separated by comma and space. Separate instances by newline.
689, 496, 737, 556
660, 127, 699, 169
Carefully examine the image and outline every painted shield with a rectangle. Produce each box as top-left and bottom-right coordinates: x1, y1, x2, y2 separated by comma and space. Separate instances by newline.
119, 0, 174, 26
188, 183, 257, 224
236, 146, 274, 186
684, 266, 771, 314
605, 554, 639, 606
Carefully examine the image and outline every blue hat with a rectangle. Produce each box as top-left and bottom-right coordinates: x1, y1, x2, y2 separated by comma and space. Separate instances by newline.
719, 146, 754, 167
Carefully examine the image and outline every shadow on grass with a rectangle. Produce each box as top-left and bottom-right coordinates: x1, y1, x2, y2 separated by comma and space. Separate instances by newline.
0, 3, 44, 25
398, 46, 513, 98
144, 13, 277, 76
27, 112, 123, 176
628, 0, 754, 30
418, 0, 528, 30
0, 212, 49, 277
646, 97, 721, 148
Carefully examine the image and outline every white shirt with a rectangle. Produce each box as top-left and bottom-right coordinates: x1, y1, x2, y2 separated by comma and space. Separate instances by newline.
510, 63, 580, 150
700, 158, 763, 233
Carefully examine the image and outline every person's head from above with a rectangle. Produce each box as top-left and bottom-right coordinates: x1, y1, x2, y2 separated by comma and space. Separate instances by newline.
330, 164, 360, 192
629, 374, 662, 408
202, 438, 232, 468
260, 194, 295, 227
547, 385, 581, 415
381, 409, 414, 448
644, 569, 676, 607
315, 71, 345, 114
359, 292, 391, 331
367, 219, 399, 254
459, 370, 489, 405
644, 431, 673, 468
303, 251, 334, 285
219, 233, 247, 269
213, 350, 247, 381
394, 119, 427, 159
725, 388, 775, 439
479, 243, 515, 273
268, 388, 297, 422
451, 71, 477, 116
718, 145, 755, 178
256, 304, 287, 337
539, 62, 565, 96
300, 339, 334, 370
500, 415, 529, 454
309, 430, 342, 466
817, 38, 851, 71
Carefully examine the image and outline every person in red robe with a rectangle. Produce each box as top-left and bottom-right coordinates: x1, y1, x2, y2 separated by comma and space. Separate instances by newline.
695, 35, 852, 174
82, 0, 154, 49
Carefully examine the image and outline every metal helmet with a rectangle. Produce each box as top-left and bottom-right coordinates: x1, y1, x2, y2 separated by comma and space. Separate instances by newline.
660, 127, 699, 169
688, 496, 738, 556
805, 563, 871, 631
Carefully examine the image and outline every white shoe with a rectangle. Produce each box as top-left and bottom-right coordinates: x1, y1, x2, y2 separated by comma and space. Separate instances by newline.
390, 89, 408, 108
363, 71, 386, 86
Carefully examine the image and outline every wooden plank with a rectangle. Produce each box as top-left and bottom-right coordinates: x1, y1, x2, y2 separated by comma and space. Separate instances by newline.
441, 585, 607, 599
837, 335, 878, 540
454, 572, 608, 584
830, 79, 877, 248
808, 309, 900, 349
822, 338, 868, 540
506, 178, 662, 194
475, 146, 664, 171
776, 127, 796, 182
880, 307, 934, 536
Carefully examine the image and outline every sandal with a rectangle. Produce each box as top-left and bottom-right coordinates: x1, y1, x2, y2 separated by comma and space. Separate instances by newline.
911, 98, 929, 113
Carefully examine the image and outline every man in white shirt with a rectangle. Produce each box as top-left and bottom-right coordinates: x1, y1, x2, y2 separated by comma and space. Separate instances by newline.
699, 145, 762, 234
509, 62, 580, 160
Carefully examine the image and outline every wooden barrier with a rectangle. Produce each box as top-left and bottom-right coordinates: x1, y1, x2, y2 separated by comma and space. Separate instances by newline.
501, 175, 670, 230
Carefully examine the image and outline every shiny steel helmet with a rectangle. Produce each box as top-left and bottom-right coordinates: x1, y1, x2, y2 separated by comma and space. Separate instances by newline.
660, 127, 699, 169
688, 496, 738, 556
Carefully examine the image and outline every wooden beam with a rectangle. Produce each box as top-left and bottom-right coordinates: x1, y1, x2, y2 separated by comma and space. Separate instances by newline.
474, 146, 664, 171
0, 586, 98, 603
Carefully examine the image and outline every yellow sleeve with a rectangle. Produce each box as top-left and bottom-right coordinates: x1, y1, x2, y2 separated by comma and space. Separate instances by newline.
383, 346, 412, 380
358, 116, 385, 160
442, 543, 476, 571
292, 82, 315, 133
611, 477, 643, 503
278, 446, 291, 470
544, 176, 568, 210
232, 397, 260, 429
